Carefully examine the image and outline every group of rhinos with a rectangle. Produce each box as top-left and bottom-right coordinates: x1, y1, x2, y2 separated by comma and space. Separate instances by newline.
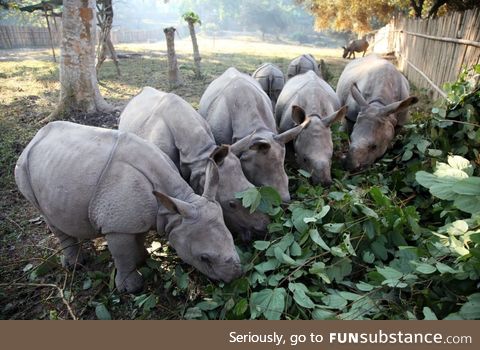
15, 54, 418, 293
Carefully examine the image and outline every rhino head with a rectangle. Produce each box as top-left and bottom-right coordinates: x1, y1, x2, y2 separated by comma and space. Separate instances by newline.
290, 104, 347, 186
345, 84, 418, 171
230, 123, 309, 203
154, 160, 242, 283
207, 145, 271, 242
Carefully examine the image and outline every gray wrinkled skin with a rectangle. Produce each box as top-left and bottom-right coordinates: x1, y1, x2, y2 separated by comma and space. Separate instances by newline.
15, 121, 241, 293
342, 39, 369, 59
199, 67, 307, 202
119, 87, 270, 241
252, 63, 285, 109
276, 71, 346, 186
287, 54, 322, 79
336, 55, 419, 171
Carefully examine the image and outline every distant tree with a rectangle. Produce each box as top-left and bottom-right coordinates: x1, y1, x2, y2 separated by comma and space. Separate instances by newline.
96, 0, 120, 76
182, 11, 202, 78
296, 0, 480, 32
163, 26, 182, 87
241, 1, 287, 40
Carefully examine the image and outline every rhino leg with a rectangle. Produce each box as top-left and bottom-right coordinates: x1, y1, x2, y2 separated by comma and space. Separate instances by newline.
106, 233, 146, 293
48, 223, 85, 268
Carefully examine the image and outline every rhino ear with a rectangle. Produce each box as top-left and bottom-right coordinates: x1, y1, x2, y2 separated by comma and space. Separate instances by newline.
209, 145, 229, 166
322, 105, 348, 127
230, 131, 255, 156
351, 83, 368, 107
153, 191, 196, 218
202, 158, 219, 201
274, 115, 310, 144
382, 96, 419, 116
250, 139, 271, 153
291, 105, 307, 125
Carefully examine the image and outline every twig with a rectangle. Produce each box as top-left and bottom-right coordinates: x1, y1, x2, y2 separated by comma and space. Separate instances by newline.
0, 282, 77, 320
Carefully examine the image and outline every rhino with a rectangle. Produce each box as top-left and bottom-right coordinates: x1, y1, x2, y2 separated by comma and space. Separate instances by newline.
287, 54, 322, 79
15, 121, 241, 293
336, 55, 419, 171
276, 71, 347, 186
119, 87, 270, 242
342, 39, 369, 59
199, 67, 309, 202
252, 63, 285, 109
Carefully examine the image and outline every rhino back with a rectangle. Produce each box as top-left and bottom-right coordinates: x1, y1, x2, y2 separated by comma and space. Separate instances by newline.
200, 67, 276, 143
119, 87, 216, 176
276, 71, 340, 131
337, 55, 410, 122
15, 121, 123, 238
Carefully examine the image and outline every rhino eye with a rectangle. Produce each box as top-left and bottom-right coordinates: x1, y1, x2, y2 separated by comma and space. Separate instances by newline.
228, 200, 238, 209
200, 254, 212, 266
303, 157, 309, 163
369, 144, 378, 151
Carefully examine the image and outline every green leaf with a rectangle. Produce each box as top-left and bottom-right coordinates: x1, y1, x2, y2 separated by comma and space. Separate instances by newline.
82, 278, 92, 290
196, 300, 220, 311
423, 307, 438, 320
323, 223, 345, 233
259, 186, 282, 206
233, 299, 248, 316
448, 155, 472, 174
343, 233, 356, 256
253, 240, 270, 251
298, 169, 311, 178
312, 308, 336, 320
452, 177, 480, 195
414, 263, 437, 274
184, 307, 203, 319
329, 191, 346, 201
362, 251, 375, 264
371, 241, 388, 260
235, 187, 261, 213
416, 171, 438, 188
274, 247, 298, 266
458, 293, 480, 320
377, 266, 403, 280
250, 288, 286, 320
321, 293, 348, 309
326, 258, 352, 282
453, 195, 480, 214
291, 207, 315, 233
254, 259, 280, 273
309, 228, 330, 251
356, 281, 374, 292
435, 262, 458, 274
95, 303, 112, 320
289, 283, 315, 309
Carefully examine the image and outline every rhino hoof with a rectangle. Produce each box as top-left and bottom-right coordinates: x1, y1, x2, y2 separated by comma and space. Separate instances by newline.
61, 254, 86, 270
115, 270, 144, 294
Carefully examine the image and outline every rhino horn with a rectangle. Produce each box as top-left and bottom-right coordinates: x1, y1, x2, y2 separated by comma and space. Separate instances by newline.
209, 145, 229, 166
382, 96, 419, 116
202, 158, 220, 201
322, 105, 348, 127
351, 83, 368, 107
153, 191, 196, 218
274, 115, 311, 144
230, 131, 255, 156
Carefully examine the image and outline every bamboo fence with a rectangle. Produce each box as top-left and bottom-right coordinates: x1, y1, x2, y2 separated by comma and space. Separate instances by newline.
385, 8, 480, 99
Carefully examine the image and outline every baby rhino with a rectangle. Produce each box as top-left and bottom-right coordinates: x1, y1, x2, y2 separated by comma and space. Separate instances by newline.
252, 63, 285, 109
119, 87, 270, 242
15, 121, 241, 293
336, 55, 418, 170
276, 71, 347, 186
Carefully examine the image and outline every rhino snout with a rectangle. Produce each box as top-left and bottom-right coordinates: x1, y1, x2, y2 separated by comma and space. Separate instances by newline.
280, 191, 291, 203
219, 256, 243, 283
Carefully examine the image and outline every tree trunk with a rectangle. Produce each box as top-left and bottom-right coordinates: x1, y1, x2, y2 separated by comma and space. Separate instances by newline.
187, 20, 201, 79
410, 0, 425, 18
48, 0, 112, 120
163, 27, 182, 87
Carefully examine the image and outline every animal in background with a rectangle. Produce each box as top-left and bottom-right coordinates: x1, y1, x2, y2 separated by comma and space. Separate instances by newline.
15, 121, 242, 293
199, 67, 309, 202
252, 63, 285, 110
287, 54, 323, 79
342, 39, 369, 59
119, 87, 270, 242
336, 55, 418, 171
276, 71, 347, 186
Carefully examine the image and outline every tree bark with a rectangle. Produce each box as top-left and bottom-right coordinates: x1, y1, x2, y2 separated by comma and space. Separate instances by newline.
48, 0, 113, 121
187, 20, 201, 78
410, 0, 425, 18
163, 27, 182, 87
